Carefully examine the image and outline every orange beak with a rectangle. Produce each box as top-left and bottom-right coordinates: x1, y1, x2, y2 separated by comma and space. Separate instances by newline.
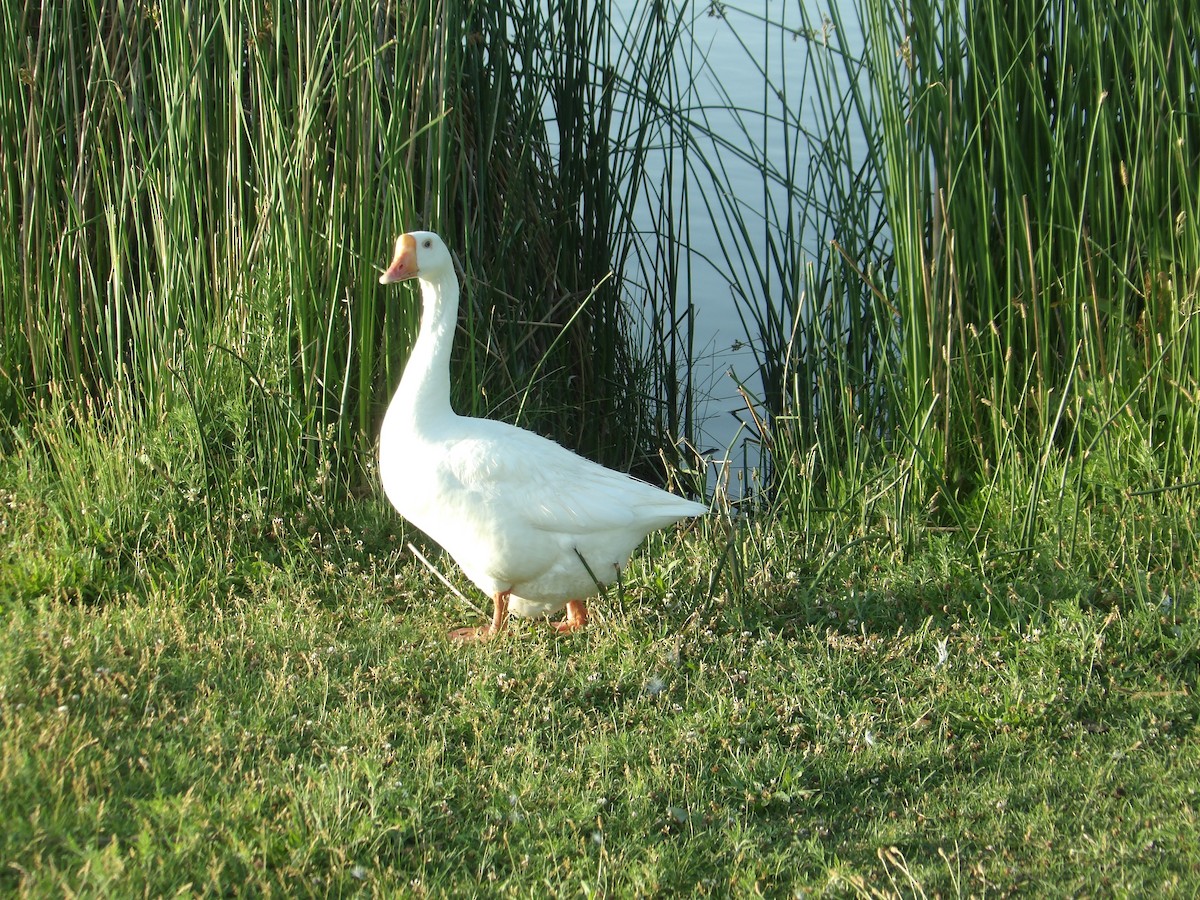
379, 233, 418, 284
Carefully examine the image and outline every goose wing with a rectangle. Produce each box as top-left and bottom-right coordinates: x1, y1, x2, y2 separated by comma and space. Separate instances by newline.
442, 420, 705, 537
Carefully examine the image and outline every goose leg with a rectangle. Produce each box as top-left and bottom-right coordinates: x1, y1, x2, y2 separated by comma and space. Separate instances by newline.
553, 599, 589, 634
449, 590, 510, 642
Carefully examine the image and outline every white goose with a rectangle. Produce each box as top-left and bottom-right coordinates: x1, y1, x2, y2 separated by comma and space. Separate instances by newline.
378, 231, 707, 640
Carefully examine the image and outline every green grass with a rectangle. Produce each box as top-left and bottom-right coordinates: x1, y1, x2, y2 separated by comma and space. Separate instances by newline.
2, 424, 1199, 896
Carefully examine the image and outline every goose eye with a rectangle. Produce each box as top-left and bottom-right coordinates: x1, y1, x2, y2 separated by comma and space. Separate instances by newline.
422, 239, 433, 249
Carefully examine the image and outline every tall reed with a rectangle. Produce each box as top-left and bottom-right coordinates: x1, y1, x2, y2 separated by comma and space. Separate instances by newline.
866, 0, 1199, 560
404, 0, 697, 476
1, 1, 423, 501
685, 0, 1199, 564
0, 1, 699, 506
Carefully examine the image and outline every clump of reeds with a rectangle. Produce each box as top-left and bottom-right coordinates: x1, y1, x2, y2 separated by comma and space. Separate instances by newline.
683, 0, 1200, 565
0, 1, 702, 504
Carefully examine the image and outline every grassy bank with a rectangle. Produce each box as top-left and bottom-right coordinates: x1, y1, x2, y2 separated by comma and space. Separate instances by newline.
2, 427, 1198, 894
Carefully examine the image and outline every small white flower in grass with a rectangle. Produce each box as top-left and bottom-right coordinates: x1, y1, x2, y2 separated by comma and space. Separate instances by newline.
934, 637, 949, 669
350, 865, 367, 881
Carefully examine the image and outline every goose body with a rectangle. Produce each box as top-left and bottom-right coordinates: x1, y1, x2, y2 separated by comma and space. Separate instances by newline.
378, 231, 707, 639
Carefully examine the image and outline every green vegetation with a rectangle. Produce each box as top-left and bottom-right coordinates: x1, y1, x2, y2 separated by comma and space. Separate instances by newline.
0, 0, 691, 489
691, 1, 1200, 551
2, 0, 1199, 895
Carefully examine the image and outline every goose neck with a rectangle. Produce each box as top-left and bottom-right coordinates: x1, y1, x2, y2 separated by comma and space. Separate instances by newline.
395, 273, 458, 420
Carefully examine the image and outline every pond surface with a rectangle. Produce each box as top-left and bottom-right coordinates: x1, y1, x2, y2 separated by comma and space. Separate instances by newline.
609, 1, 868, 492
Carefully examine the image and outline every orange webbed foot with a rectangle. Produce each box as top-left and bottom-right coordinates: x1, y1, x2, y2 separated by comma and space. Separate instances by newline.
449, 590, 510, 642
552, 599, 589, 634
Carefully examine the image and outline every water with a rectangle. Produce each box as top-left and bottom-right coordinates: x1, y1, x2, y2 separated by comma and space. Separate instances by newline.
542, 1, 868, 493
610, 1, 867, 492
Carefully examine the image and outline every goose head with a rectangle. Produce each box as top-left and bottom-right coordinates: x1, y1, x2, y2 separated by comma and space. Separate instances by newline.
379, 231, 453, 285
